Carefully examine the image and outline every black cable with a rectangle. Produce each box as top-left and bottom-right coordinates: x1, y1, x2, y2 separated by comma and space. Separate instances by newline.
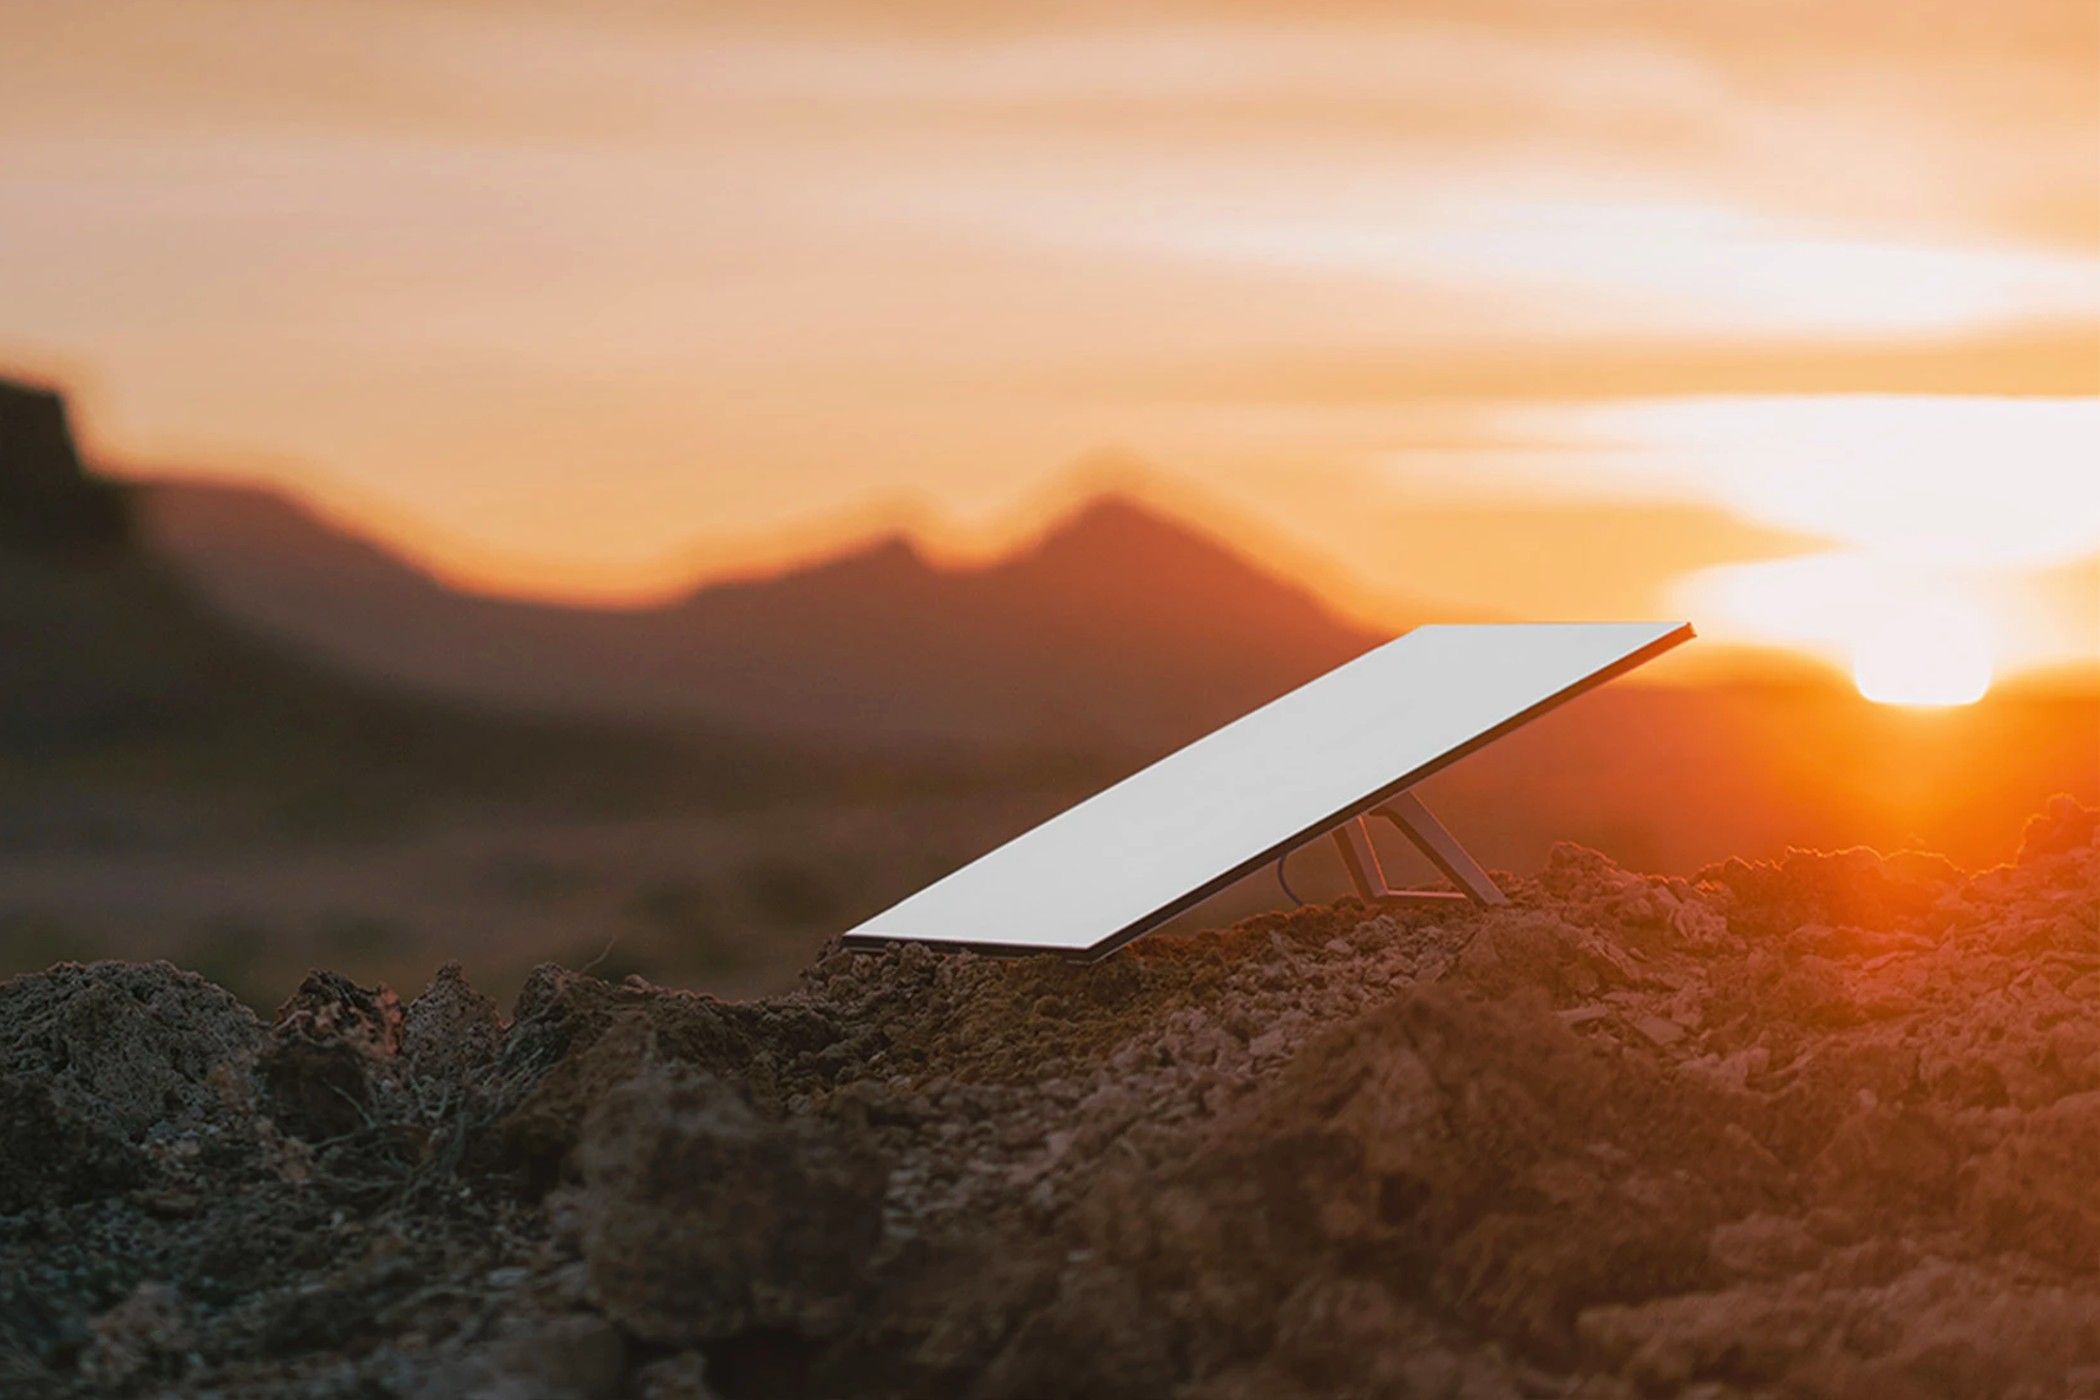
1274, 845, 1306, 907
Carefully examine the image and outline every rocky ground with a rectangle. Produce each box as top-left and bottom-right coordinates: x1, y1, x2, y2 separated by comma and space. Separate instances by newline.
3, 798, 2099, 1398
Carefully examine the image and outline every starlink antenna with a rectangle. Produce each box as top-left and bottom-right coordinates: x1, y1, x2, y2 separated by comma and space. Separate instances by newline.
842, 621, 1692, 960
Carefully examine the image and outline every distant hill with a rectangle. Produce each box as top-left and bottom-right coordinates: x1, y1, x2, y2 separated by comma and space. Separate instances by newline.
0, 379, 793, 823
0, 378, 248, 745
92, 394, 2100, 876
0, 380, 128, 555
143, 482, 1391, 752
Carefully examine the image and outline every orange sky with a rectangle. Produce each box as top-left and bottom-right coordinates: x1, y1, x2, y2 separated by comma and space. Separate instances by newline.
3, 0, 2096, 687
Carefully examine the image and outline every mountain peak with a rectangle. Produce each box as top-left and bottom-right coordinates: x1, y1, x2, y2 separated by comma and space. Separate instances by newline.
794, 528, 931, 580
687, 527, 935, 606
983, 490, 1375, 659
1025, 493, 1230, 566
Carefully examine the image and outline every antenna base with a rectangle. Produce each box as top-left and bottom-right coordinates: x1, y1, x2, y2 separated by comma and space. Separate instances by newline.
1326, 790, 1508, 907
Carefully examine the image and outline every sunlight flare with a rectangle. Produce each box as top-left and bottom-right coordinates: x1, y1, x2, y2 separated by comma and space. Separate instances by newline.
1673, 551, 2005, 702
1498, 396, 2100, 570
1851, 603, 1994, 706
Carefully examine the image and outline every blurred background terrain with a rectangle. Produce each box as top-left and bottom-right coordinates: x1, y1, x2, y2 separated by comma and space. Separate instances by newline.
2, 0, 2095, 1008
3, 376, 2092, 1006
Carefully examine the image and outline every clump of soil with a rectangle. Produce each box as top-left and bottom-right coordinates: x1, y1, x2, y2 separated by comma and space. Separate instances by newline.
0, 961, 259, 1213
3, 798, 2099, 1397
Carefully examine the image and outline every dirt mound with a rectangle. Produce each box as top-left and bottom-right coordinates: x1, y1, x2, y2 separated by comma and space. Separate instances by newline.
2, 799, 2098, 1396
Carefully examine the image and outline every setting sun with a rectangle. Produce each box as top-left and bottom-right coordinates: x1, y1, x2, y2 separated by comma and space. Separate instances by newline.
1851, 604, 1994, 706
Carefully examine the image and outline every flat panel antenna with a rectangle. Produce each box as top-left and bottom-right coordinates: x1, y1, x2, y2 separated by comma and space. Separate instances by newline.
841, 621, 1693, 959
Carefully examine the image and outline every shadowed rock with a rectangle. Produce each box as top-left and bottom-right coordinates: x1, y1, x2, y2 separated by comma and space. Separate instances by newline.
578, 1060, 888, 1345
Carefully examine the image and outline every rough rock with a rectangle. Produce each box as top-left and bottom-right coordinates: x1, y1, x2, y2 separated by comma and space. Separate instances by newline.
260, 970, 403, 1141
1, 798, 2097, 1397
400, 959, 503, 1086
0, 960, 260, 1209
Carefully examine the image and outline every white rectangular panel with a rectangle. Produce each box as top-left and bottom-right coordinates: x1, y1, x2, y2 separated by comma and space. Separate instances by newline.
842, 621, 1691, 958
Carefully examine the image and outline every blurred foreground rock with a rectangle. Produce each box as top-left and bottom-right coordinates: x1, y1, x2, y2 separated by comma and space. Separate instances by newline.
2, 798, 2098, 1397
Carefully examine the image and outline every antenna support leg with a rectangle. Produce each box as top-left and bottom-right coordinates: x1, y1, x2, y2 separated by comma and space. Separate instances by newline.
1324, 790, 1507, 907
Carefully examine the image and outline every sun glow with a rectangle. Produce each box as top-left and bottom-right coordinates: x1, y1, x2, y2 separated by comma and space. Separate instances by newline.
1493, 397, 2100, 571
1487, 393, 2100, 691
1673, 553, 2007, 705
1851, 604, 1994, 706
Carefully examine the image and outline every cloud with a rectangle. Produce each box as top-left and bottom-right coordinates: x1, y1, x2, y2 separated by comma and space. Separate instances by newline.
0, 0, 2090, 649
1065, 324, 2100, 404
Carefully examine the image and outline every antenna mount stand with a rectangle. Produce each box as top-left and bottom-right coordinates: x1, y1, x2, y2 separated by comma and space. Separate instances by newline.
1326, 790, 1507, 907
